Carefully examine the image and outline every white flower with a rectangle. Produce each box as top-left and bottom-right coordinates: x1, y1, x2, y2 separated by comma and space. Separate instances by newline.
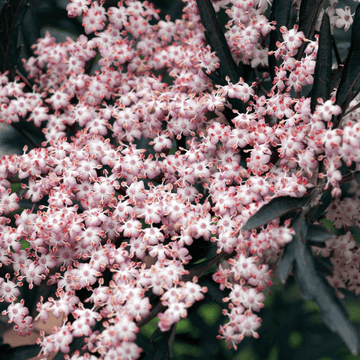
334, 6, 354, 31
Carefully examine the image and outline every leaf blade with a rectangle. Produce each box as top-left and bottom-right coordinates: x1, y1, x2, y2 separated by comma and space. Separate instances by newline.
268, 0, 292, 81
296, 0, 326, 60
311, 12, 332, 113
242, 196, 309, 231
277, 215, 301, 284
335, 4, 360, 121
196, 0, 246, 113
293, 239, 359, 354
0, 0, 28, 73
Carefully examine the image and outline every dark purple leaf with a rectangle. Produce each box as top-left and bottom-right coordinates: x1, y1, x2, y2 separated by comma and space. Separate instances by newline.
268, 0, 292, 81
151, 324, 176, 360
0, 0, 28, 73
196, 0, 242, 84
311, 13, 332, 113
0, 343, 40, 360
293, 240, 359, 354
242, 195, 309, 231
354, 172, 360, 184
277, 215, 301, 284
335, 4, 360, 123
301, 222, 334, 245
309, 188, 332, 222
200, 275, 230, 309
296, 0, 326, 60
195, 0, 246, 114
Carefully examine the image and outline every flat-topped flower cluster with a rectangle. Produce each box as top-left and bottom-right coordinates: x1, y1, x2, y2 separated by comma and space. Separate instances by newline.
0, 0, 359, 358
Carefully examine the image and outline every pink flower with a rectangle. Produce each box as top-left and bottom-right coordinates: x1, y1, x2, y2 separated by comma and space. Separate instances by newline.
335, 6, 354, 31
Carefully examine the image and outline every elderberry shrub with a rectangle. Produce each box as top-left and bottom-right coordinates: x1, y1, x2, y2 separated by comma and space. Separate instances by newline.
0, 0, 359, 359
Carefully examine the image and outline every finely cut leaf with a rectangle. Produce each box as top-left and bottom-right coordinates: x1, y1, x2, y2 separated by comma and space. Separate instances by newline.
336, 4, 360, 120
296, 0, 326, 60
242, 196, 309, 231
311, 13, 332, 113
293, 242, 359, 355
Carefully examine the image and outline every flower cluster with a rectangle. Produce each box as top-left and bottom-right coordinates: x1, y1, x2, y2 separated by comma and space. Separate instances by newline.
0, 0, 359, 357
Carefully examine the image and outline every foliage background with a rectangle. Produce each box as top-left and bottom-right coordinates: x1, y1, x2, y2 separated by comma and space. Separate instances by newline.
1, 0, 360, 359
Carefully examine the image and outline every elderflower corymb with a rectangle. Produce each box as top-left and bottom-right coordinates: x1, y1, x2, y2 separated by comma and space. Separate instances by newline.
0, 0, 359, 357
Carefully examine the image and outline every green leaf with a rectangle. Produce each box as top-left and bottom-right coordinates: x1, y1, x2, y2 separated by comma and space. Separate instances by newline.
293, 239, 359, 354
296, 0, 326, 60
197, 302, 221, 327
140, 317, 159, 339
242, 196, 309, 231
20, 239, 30, 250
10, 182, 21, 194
311, 12, 332, 113
320, 218, 341, 235
336, 4, 360, 121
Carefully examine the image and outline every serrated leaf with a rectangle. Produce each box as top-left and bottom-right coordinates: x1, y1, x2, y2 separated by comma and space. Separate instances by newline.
268, 0, 292, 81
335, 4, 360, 120
0, 0, 28, 73
296, 0, 326, 60
242, 196, 309, 231
277, 215, 301, 284
311, 13, 332, 113
293, 239, 359, 354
